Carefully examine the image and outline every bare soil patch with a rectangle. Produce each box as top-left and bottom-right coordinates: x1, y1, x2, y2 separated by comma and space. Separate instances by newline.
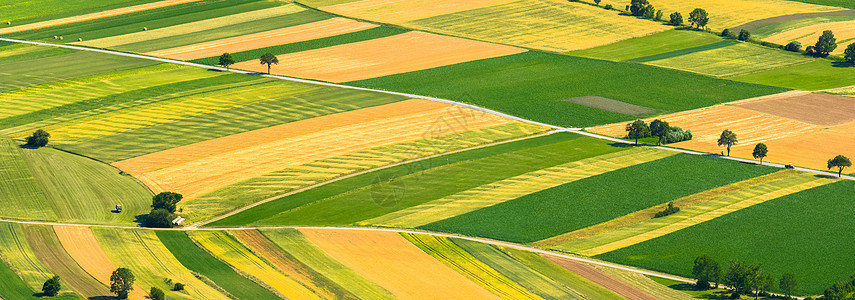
736, 92, 855, 126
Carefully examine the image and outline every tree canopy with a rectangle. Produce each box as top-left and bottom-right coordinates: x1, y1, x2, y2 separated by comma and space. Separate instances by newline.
689, 8, 709, 29
692, 255, 721, 290
110, 268, 135, 299
629, 0, 649, 16
827, 155, 851, 177
717, 129, 738, 156
152, 192, 182, 213
669, 12, 683, 26
752, 143, 768, 165
738, 29, 751, 41
260, 53, 279, 74
218, 53, 235, 70
845, 43, 855, 64
780, 273, 798, 298
649, 119, 670, 146
144, 208, 174, 228
625, 120, 650, 144
42, 276, 61, 297
25, 129, 50, 148
815, 30, 838, 56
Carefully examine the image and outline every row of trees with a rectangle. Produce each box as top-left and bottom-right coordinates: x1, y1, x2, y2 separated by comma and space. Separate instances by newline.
627, 0, 708, 29
625, 119, 692, 145
218, 52, 279, 74
693, 255, 798, 299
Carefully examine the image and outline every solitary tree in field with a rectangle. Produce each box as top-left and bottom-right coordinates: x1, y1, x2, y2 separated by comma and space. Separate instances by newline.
626, 120, 650, 145
780, 273, 798, 299
151, 192, 183, 213
649, 119, 670, 146
689, 8, 709, 29
717, 129, 738, 156
815, 30, 837, 56
752, 143, 768, 165
110, 268, 135, 299
218, 53, 235, 70
669, 12, 683, 26
260, 53, 279, 74
692, 255, 721, 290
844, 43, 855, 64
42, 276, 61, 297
25, 129, 50, 148
827, 155, 851, 177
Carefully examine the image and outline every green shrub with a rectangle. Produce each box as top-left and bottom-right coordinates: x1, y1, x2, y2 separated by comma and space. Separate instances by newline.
721, 29, 736, 39
784, 41, 802, 52
665, 126, 692, 143
150, 287, 165, 300
669, 12, 683, 26
42, 276, 61, 297
173, 282, 185, 291
654, 202, 680, 218
144, 209, 173, 228
604, 4, 613, 9
738, 30, 751, 41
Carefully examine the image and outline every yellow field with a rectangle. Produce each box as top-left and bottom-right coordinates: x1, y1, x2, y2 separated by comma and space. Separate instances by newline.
113, 100, 513, 198
364, 148, 675, 228
559, 172, 833, 256
230, 31, 526, 82
145, 18, 378, 60
318, 0, 517, 23
0, 0, 201, 35
608, 0, 841, 29
189, 231, 320, 299
765, 20, 855, 55
300, 229, 499, 299
54, 226, 147, 300
77, 5, 305, 49
404, 0, 670, 52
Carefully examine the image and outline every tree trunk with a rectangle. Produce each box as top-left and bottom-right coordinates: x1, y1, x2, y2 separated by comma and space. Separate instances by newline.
657, 136, 662, 146
727, 145, 731, 156
267, 63, 271, 74
839, 168, 843, 177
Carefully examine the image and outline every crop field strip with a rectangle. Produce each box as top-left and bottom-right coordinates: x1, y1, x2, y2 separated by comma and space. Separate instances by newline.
188, 231, 321, 299
569, 29, 724, 61
403, 0, 668, 52
421, 154, 779, 243
299, 229, 499, 299
113, 100, 515, 203
147, 17, 379, 60
584, 263, 685, 300
1, 0, 157, 26
764, 19, 855, 54
230, 31, 527, 83
0, 222, 79, 299
639, 41, 814, 77
0, 0, 201, 35
551, 171, 833, 255
77, 4, 322, 52
231, 230, 358, 299
364, 148, 675, 228
500, 248, 625, 299
156, 231, 280, 299
402, 233, 542, 299
731, 59, 855, 90
23, 224, 111, 298
608, 0, 842, 30
0, 138, 56, 221
54, 226, 148, 299
92, 227, 230, 299
598, 180, 855, 295
3, 0, 285, 42
312, 0, 517, 23
746, 12, 855, 38
204, 122, 547, 226
349, 51, 788, 128
234, 133, 628, 227
544, 256, 659, 300
259, 229, 395, 299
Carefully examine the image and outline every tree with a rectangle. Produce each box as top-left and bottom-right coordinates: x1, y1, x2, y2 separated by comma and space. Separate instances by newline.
689, 8, 709, 29
752, 143, 768, 165
780, 273, 798, 299
738, 29, 751, 41
784, 41, 802, 52
625, 120, 650, 145
144, 209, 173, 228
173, 282, 185, 291
649, 119, 670, 146
259, 53, 279, 74
723, 260, 755, 296
110, 268, 135, 299
25, 129, 50, 148
629, 0, 649, 16
827, 155, 852, 177
654, 10, 664, 21
721, 29, 736, 39
806, 45, 817, 56
692, 255, 721, 290
815, 30, 838, 56
151, 192, 182, 213
218, 53, 235, 70
594, 0, 601, 5
824, 281, 852, 300
669, 12, 683, 26
150, 287, 165, 300
42, 276, 61, 297
754, 271, 774, 300
845, 43, 855, 64
717, 129, 738, 156
642, 5, 656, 19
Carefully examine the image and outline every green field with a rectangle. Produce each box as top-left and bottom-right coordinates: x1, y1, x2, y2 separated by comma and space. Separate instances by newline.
4, 0, 283, 42
0, 258, 42, 299
0, 138, 56, 221
750, 14, 855, 37
259, 229, 395, 299
0, 0, 156, 25
349, 51, 788, 127
213, 133, 625, 226
569, 29, 723, 61
421, 154, 778, 243
155, 231, 280, 300
190, 26, 408, 65
598, 180, 855, 295
786, 0, 855, 9
641, 41, 814, 77
23, 225, 110, 298
501, 247, 624, 299
731, 59, 855, 90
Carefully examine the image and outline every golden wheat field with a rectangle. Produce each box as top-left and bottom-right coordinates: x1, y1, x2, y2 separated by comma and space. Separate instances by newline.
145, 18, 378, 60
318, 0, 517, 23
764, 20, 855, 55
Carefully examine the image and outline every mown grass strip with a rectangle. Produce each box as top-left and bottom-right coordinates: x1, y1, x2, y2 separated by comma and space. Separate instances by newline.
365, 147, 674, 228
0, 223, 59, 292
422, 154, 778, 243
243, 133, 624, 226
0, 138, 56, 222
190, 26, 408, 65
569, 29, 723, 61
155, 231, 280, 300
597, 180, 855, 295
402, 233, 540, 299
628, 40, 737, 63
259, 229, 394, 299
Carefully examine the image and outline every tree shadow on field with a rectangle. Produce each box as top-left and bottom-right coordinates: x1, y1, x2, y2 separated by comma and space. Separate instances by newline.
608, 142, 638, 148
665, 283, 732, 299
88, 296, 117, 300
206, 68, 224, 72
831, 61, 854, 68
815, 174, 839, 180
134, 214, 147, 227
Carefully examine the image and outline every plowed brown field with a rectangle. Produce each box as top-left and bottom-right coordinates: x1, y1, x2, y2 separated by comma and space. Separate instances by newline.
736, 92, 855, 126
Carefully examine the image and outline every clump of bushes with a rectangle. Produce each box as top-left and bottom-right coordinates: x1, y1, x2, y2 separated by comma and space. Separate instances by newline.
665, 126, 693, 143
173, 282, 185, 291
604, 4, 613, 9
654, 202, 680, 218
737, 29, 751, 41
150, 287, 165, 300
721, 29, 736, 39
785, 41, 802, 52
143, 192, 183, 228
